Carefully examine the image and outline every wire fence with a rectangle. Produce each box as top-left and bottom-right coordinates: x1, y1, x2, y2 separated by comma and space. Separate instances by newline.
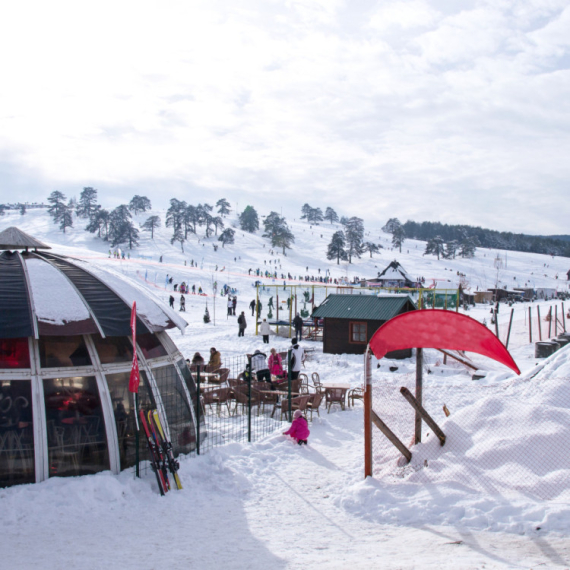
370, 347, 570, 503
192, 354, 285, 454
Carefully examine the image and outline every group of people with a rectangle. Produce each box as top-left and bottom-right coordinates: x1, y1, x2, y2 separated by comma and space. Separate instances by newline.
249, 337, 304, 383
187, 347, 222, 370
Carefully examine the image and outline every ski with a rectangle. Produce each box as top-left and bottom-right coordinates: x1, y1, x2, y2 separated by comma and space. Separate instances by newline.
151, 410, 183, 490
139, 409, 168, 495
147, 411, 171, 492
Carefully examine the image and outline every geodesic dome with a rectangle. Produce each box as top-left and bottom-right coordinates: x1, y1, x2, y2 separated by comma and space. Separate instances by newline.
0, 231, 199, 487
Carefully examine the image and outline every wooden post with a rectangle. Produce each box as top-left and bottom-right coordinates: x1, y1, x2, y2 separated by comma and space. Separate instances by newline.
506, 308, 514, 349
528, 306, 532, 344
415, 348, 423, 445
371, 410, 412, 463
548, 307, 552, 338
364, 348, 373, 478
400, 387, 446, 446
538, 306, 542, 341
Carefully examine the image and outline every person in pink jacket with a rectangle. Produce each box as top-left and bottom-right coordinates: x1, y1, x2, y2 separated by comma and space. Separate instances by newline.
268, 348, 284, 377
283, 409, 310, 445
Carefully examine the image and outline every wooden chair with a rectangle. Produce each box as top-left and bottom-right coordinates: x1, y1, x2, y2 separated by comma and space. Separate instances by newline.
202, 387, 231, 416
274, 395, 311, 421
232, 388, 262, 416
311, 372, 320, 385
298, 373, 309, 389
325, 387, 347, 413
307, 392, 323, 420
348, 387, 364, 408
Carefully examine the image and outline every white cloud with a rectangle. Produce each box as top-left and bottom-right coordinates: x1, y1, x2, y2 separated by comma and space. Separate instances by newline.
0, 0, 569, 234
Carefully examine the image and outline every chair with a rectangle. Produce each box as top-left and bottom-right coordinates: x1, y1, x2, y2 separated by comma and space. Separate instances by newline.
202, 387, 231, 416
272, 395, 310, 420
311, 372, 320, 385
232, 389, 262, 416
348, 387, 364, 407
298, 373, 309, 389
325, 387, 347, 413
307, 392, 323, 420
217, 368, 230, 384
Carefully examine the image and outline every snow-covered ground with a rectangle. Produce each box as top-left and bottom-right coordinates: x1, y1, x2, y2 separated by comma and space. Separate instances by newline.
1, 208, 570, 569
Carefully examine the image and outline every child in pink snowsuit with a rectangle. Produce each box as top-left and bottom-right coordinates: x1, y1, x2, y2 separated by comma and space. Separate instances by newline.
283, 409, 310, 445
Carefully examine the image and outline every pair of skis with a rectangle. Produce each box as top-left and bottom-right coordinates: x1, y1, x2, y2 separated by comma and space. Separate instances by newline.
139, 409, 183, 495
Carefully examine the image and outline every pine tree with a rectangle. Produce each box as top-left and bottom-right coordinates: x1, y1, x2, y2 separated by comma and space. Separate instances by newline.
363, 242, 380, 258
59, 203, 74, 233
19, 204, 26, 215
203, 305, 211, 323
76, 187, 98, 219
239, 205, 259, 232
392, 224, 405, 253
324, 207, 338, 224
327, 231, 347, 264
425, 236, 445, 259
216, 198, 231, 216
141, 215, 161, 239
129, 195, 152, 214
444, 240, 458, 259
108, 205, 139, 248
382, 218, 401, 234
263, 212, 295, 254
219, 228, 235, 247
459, 236, 478, 258
212, 216, 224, 235
171, 225, 185, 252
166, 199, 186, 241
47, 191, 67, 224
86, 207, 110, 239
345, 217, 365, 263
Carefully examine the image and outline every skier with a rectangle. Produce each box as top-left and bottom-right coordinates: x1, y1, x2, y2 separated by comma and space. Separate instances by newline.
169, 295, 174, 309
179, 295, 186, 312
237, 312, 247, 337
250, 299, 256, 316
227, 296, 233, 317
232, 296, 237, 315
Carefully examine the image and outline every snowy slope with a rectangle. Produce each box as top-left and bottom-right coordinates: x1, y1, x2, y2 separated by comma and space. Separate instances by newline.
1, 208, 570, 569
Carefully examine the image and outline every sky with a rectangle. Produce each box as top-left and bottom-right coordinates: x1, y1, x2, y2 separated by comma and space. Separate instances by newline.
1, 0, 569, 235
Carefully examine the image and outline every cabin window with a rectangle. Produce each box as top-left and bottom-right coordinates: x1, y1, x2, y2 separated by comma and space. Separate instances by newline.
350, 322, 367, 344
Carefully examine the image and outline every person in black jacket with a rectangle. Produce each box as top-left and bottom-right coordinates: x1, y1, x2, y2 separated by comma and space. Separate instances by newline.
293, 313, 303, 340
237, 312, 247, 337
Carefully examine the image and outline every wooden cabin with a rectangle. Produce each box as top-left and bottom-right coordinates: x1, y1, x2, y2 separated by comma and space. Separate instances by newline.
311, 294, 416, 358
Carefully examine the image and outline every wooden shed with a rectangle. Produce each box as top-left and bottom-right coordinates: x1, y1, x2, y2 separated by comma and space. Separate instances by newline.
311, 294, 417, 357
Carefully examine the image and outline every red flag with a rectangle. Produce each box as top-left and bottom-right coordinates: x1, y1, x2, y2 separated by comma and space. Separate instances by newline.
129, 301, 140, 393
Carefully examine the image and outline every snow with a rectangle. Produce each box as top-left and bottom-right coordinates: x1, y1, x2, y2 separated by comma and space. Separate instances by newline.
2, 208, 570, 568
25, 257, 91, 324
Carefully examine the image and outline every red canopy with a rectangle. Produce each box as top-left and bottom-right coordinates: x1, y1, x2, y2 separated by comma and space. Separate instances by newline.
369, 310, 520, 375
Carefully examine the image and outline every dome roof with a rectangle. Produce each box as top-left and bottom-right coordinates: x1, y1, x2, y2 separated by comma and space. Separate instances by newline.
0, 248, 187, 339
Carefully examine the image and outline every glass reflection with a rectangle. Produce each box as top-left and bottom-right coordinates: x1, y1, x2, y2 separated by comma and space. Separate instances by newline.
137, 334, 167, 360
105, 371, 154, 470
39, 336, 92, 368
0, 338, 30, 369
0, 380, 34, 487
153, 365, 196, 455
43, 376, 109, 477
92, 334, 133, 364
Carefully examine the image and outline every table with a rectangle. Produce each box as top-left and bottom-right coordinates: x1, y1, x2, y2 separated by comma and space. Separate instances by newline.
196, 372, 221, 384
322, 382, 350, 390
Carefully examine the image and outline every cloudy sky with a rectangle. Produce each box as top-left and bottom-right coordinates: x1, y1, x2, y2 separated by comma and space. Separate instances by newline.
1, 0, 569, 234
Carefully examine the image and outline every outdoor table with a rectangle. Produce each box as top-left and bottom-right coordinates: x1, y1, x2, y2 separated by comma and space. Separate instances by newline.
321, 382, 351, 390
197, 372, 221, 384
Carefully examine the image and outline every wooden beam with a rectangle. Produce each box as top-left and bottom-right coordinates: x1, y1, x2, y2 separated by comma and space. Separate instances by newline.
371, 409, 412, 463
400, 387, 446, 446
364, 349, 373, 478
415, 348, 423, 444
436, 348, 478, 371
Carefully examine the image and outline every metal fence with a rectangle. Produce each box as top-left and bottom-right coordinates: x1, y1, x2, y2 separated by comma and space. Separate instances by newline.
369, 347, 570, 503
192, 354, 287, 455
